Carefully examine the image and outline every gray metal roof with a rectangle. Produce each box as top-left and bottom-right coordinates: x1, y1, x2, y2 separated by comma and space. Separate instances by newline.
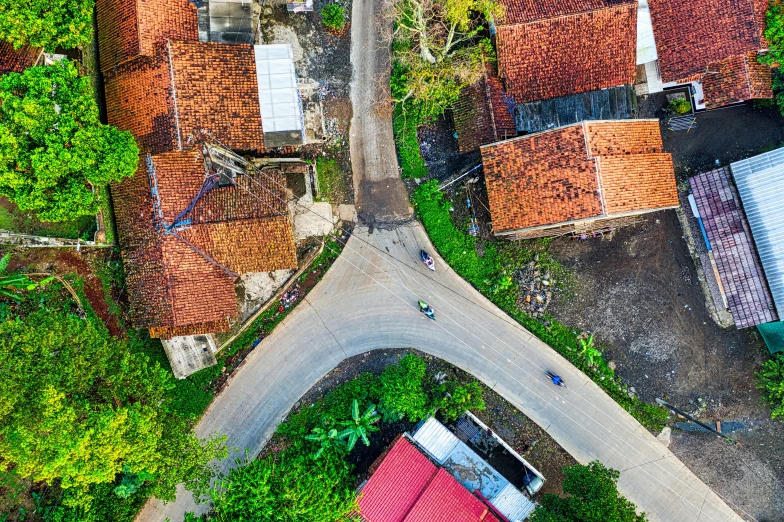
731, 148, 784, 316
410, 417, 459, 463
489, 483, 536, 522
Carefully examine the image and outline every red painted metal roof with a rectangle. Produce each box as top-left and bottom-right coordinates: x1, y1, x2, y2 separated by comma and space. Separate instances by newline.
358, 438, 499, 522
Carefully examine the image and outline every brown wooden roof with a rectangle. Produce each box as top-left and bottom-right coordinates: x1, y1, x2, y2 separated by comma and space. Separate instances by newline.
0, 42, 42, 74
701, 53, 773, 109
499, 0, 632, 24
453, 65, 517, 153
496, 3, 637, 104
481, 120, 678, 234
648, 0, 767, 83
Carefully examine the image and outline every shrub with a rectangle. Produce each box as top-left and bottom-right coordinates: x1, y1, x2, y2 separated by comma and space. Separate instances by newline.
668, 97, 691, 115
757, 353, 784, 419
530, 461, 646, 522
440, 381, 485, 421
393, 103, 429, 179
321, 4, 347, 31
379, 354, 432, 421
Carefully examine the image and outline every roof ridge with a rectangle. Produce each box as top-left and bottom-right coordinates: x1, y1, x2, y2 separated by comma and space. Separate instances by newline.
498, 1, 637, 29
165, 40, 183, 151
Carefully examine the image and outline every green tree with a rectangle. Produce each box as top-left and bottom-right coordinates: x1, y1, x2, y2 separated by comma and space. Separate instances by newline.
379, 354, 431, 421
0, 294, 223, 508
337, 399, 381, 451
321, 4, 347, 31
530, 461, 646, 522
0, 60, 138, 222
439, 381, 485, 421
762, 1, 784, 67
0, 0, 94, 50
757, 353, 784, 419
193, 442, 358, 522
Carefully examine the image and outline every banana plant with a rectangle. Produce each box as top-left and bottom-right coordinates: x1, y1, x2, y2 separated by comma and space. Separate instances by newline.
0, 253, 54, 300
578, 334, 603, 368
337, 399, 381, 452
305, 422, 345, 459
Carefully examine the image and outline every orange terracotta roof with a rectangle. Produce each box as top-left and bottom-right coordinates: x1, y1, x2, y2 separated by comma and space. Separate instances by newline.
453, 65, 517, 153
499, 0, 630, 24
111, 151, 297, 338
701, 53, 773, 109
481, 120, 678, 234
104, 42, 265, 154
496, 3, 637, 104
95, 0, 198, 72
0, 42, 42, 74
648, 0, 765, 83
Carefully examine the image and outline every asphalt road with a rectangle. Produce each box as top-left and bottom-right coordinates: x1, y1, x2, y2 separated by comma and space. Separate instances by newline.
138, 225, 745, 522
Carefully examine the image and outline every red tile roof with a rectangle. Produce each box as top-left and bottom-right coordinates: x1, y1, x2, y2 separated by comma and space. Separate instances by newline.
359, 438, 498, 522
453, 65, 517, 153
480, 120, 678, 234
112, 151, 297, 338
648, 0, 766, 83
496, 3, 637, 104
499, 0, 631, 24
702, 53, 773, 109
104, 42, 265, 154
0, 42, 42, 74
95, 0, 198, 72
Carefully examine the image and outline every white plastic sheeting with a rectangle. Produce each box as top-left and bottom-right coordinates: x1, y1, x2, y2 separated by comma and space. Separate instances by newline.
636, 0, 658, 65
254, 44, 303, 133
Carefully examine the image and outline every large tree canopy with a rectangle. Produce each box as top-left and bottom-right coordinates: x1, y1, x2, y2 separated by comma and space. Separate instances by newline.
530, 461, 647, 522
0, 288, 223, 508
0, 59, 138, 222
0, 0, 94, 50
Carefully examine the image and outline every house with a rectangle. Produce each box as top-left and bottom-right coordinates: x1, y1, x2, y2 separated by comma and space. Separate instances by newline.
689, 148, 784, 351
96, 0, 301, 366
643, 0, 772, 108
0, 41, 43, 75
480, 119, 678, 239
454, 0, 639, 150
359, 416, 542, 522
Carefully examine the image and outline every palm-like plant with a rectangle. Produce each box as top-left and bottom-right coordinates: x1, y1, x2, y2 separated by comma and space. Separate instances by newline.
305, 422, 346, 459
0, 253, 53, 299
337, 399, 381, 452
578, 334, 602, 368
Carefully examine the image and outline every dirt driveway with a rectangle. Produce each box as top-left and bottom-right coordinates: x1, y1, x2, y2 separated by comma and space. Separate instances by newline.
548, 210, 783, 521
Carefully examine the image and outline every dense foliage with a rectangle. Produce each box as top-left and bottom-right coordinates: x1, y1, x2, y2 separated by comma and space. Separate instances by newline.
412, 181, 669, 431
378, 353, 432, 420
757, 353, 784, 419
0, 283, 224, 510
762, 1, 784, 67
0, 60, 138, 222
190, 442, 358, 522
530, 461, 646, 522
321, 3, 347, 31
0, 0, 93, 50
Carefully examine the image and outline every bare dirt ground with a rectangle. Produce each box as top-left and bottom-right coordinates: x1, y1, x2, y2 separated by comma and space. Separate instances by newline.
274, 348, 576, 497
548, 211, 783, 521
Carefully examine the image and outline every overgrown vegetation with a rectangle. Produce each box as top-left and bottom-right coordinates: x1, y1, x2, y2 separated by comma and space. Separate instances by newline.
667, 97, 691, 115
0, 0, 94, 50
0, 60, 138, 222
762, 2, 784, 114
191, 354, 486, 520
530, 461, 647, 522
392, 102, 429, 178
321, 3, 347, 31
757, 352, 784, 420
315, 157, 346, 203
412, 181, 669, 431
0, 272, 224, 520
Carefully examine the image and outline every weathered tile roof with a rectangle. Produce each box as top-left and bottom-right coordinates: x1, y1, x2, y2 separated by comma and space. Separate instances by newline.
104, 42, 265, 153
112, 151, 297, 338
691, 167, 778, 328
648, 0, 766, 83
496, 3, 637, 104
701, 53, 773, 109
95, 0, 198, 72
0, 42, 42, 74
453, 65, 517, 153
499, 0, 630, 24
481, 120, 678, 234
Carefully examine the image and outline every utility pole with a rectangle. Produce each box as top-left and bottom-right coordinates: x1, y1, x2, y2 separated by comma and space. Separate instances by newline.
656, 398, 740, 446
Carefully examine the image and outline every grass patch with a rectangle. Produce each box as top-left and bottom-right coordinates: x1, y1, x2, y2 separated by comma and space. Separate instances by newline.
392, 104, 428, 179
412, 181, 669, 432
315, 157, 346, 203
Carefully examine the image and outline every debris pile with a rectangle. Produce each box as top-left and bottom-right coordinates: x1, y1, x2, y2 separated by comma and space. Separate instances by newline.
515, 259, 555, 317
278, 284, 300, 311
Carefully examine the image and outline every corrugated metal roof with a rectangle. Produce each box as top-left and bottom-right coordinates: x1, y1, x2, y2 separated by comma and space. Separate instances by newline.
254, 44, 303, 133
758, 320, 784, 354
488, 482, 536, 522
731, 148, 784, 316
411, 417, 460, 463
636, 0, 658, 64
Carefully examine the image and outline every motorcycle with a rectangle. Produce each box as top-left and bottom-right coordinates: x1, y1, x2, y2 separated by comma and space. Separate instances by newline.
545, 370, 566, 388
418, 300, 435, 320
420, 250, 435, 271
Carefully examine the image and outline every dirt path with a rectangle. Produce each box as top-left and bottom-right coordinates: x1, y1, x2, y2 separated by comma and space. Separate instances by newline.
348, 0, 411, 224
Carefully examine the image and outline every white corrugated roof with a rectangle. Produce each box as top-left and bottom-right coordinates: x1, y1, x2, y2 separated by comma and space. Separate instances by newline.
411, 417, 460, 463
253, 44, 302, 132
489, 482, 537, 522
731, 148, 784, 316
636, 0, 658, 64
